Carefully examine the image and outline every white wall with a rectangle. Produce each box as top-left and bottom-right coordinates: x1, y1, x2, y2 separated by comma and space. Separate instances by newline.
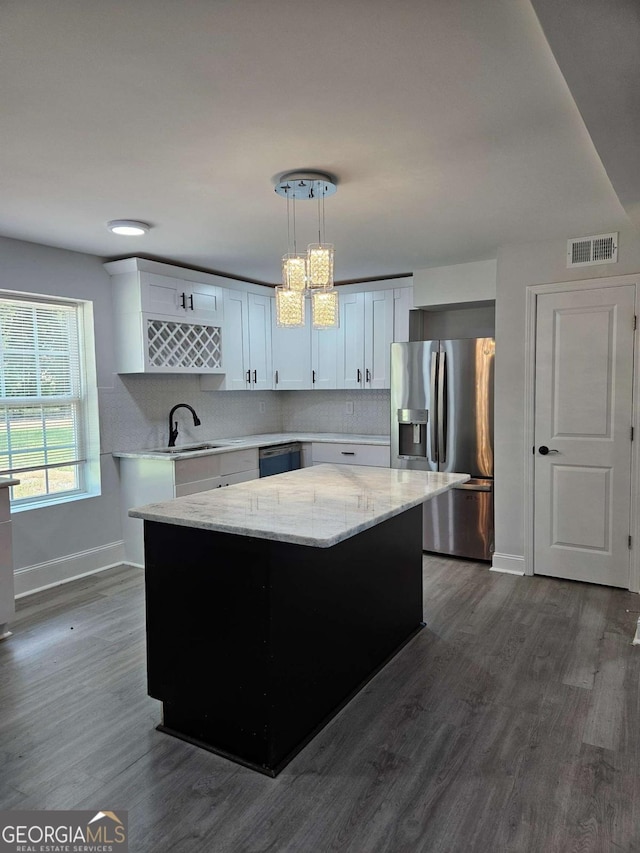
494, 227, 640, 564
413, 259, 496, 307
0, 237, 123, 588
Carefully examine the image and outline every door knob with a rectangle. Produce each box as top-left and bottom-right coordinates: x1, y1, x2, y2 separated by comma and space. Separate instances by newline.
538, 445, 559, 455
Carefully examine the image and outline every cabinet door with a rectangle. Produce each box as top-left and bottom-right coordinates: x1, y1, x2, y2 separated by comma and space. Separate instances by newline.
272, 313, 312, 390
222, 290, 251, 389
188, 281, 223, 325
140, 274, 223, 325
393, 286, 414, 342
311, 325, 338, 389
141, 273, 187, 316
364, 290, 394, 388
337, 292, 365, 389
247, 293, 273, 391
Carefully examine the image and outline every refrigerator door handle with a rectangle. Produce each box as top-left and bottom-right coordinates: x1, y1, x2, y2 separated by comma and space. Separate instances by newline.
430, 351, 439, 463
438, 350, 447, 464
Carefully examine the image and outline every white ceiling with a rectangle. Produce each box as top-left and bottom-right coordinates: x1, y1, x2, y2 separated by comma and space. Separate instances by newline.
0, 0, 635, 284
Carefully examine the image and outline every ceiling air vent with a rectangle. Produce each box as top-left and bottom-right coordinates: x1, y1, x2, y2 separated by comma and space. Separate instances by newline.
567, 232, 618, 268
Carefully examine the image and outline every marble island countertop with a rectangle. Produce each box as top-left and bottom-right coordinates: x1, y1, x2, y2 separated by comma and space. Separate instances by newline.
113, 432, 390, 460
128, 464, 469, 548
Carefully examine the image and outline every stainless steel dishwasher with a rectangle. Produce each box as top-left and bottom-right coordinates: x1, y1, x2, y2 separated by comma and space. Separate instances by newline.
258, 443, 302, 478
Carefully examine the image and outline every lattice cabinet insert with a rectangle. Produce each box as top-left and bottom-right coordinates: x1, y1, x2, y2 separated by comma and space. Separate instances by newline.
146, 318, 222, 371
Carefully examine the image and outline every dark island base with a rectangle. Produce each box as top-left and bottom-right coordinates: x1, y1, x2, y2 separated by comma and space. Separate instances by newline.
143, 504, 424, 777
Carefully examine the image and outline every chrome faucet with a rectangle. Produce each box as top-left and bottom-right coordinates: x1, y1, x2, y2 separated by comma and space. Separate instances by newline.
168, 403, 201, 447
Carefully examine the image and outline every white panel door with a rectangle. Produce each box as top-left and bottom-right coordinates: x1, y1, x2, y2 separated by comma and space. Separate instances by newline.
534, 285, 635, 587
141, 273, 186, 316
272, 314, 312, 390
365, 289, 394, 388
393, 286, 414, 343
222, 290, 250, 390
247, 293, 273, 391
338, 293, 366, 389
312, 325, 338, 389
189, 281, 223, 324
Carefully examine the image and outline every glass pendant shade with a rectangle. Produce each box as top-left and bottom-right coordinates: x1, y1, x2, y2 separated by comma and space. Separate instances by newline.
282, 254, 307, 291
275, 287, 306, 327
307, 244, 334, 289
312, 288, 340, 329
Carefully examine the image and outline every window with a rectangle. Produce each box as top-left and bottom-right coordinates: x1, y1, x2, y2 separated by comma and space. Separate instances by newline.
0, 294, 99, 509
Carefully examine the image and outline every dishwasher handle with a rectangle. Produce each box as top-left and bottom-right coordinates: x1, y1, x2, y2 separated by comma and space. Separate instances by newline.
259, 443, 301, 458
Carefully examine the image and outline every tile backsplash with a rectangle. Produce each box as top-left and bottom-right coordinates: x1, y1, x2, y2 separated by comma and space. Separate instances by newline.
100, 375, 391, 453
280, 389, 391, 435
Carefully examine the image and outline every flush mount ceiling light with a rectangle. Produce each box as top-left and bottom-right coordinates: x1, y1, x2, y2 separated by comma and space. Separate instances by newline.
274, 170, 339, 329
107, 220, 151, 236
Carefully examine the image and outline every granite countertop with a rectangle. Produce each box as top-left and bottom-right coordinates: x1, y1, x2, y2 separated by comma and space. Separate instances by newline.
128, 464, 469, 548
113, 432, 390, 460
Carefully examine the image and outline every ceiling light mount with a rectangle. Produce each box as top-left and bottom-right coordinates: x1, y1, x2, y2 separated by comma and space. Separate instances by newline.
107, 219, 151, 236
274, 171, 337, 200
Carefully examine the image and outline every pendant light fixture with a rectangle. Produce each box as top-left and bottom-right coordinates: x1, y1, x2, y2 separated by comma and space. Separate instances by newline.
274, 171, 339, 329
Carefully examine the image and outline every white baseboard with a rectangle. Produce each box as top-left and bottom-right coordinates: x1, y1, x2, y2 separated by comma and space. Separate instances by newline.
14, 541, 126, 598
490, 552, 526, 576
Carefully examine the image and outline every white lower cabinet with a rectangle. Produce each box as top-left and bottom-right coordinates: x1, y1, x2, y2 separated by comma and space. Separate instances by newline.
120, 448, 259, 566
311, 442, 390, 467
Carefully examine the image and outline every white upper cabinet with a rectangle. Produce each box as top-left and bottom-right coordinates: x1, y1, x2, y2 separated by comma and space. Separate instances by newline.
337, 290, 394, 389
272, 314, 312, 391
272, 311, 338, 390
311, 325, 339, 389
107, 258, 413, 387
204, 289, 273, 391
106, 260, 224, 374
246, 292, 273, 391
393, 285, 414, 342
139, 273, 223, 325
219, 289, 250, 390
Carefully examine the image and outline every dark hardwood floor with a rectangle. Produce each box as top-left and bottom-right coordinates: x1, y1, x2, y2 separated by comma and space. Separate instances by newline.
1, 558, 639, 852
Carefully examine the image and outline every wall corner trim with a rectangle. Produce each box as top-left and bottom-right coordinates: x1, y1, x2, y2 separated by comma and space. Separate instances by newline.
490, 552, 526, 576
14, 541, 126, 598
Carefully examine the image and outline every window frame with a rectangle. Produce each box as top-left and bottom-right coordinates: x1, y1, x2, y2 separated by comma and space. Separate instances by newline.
0, 290, 101, 512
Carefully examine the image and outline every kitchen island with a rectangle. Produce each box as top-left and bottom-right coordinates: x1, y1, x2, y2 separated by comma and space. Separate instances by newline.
130, 464, 469, 776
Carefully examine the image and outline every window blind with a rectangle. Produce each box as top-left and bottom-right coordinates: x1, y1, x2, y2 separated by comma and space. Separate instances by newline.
0, 297, 87, 504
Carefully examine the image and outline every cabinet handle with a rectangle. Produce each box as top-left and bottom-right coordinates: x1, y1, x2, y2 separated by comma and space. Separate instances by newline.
357, 368, 361, 383
253, 370, 257, 383
180, 292, 187, 309
366, 368, 371, 382
188, 294, 194, 310
341, 451, 355, 455
275, 370, 279, 385
312, 370, 316, 384
246, 370, 251, 383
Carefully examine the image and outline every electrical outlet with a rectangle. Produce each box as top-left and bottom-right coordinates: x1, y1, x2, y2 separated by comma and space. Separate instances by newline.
345, 401, 354, 415
259, 401, 266, 413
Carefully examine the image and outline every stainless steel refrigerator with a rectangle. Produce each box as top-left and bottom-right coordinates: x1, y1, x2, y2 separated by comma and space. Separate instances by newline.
390, 339, 495, 561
